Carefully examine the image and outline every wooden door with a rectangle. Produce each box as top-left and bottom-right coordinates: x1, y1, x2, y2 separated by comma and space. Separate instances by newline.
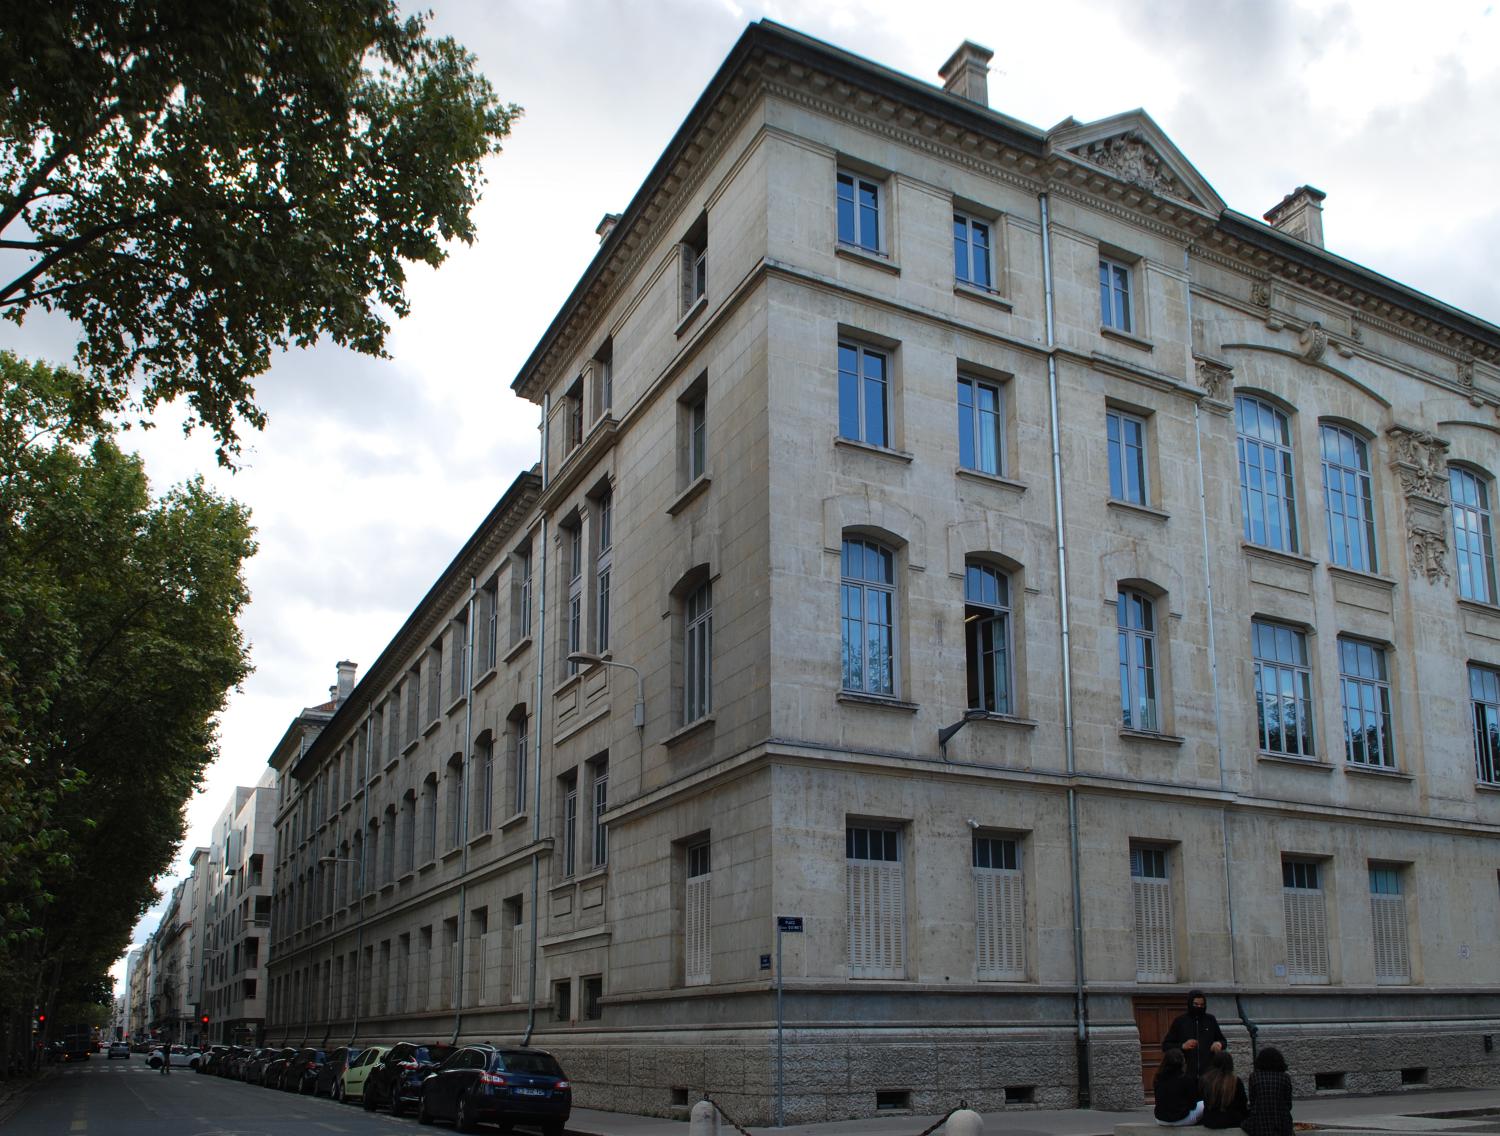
1133, 995, 1182, 1099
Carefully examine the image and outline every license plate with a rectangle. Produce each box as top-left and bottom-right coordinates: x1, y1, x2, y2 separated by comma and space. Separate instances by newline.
515, 1087, 548, 1097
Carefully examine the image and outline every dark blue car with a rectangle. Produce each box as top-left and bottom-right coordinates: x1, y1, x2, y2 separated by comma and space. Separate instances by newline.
417, 1044, 571, 1135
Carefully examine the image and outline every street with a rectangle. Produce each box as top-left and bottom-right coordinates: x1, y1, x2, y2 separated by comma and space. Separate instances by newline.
0, 1057, 562, 1136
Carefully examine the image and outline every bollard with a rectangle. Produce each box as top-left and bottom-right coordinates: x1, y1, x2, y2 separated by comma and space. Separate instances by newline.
943, 1107, 983, 1136
689, 1098, 720, 1136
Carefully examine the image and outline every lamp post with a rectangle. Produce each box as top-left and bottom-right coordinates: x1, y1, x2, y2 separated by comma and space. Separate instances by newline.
319, 856, 365, 1044
567, 652, 645, 728
938, 708, 988, 761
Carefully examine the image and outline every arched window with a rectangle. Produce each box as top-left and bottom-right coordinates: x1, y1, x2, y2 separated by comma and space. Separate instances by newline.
965, 562, 1011, 714
841, 537, 896, 695
685, 581, 713, 723
1451, 467, 1497, 604
1117, 589, 1157, 730
1320, 423, 1376, 571
1236, 395, 1298, 552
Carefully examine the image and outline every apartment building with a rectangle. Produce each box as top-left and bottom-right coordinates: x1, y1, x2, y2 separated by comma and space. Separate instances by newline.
264, 22, 1500, 1121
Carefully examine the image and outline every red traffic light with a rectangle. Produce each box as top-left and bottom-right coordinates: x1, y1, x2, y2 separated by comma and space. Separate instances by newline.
36, 1013, 45, 1024
200, 1015, 209, 1025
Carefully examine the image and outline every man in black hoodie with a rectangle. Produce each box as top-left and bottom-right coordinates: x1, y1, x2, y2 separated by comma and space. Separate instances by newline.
1161, 989, 1227, 1079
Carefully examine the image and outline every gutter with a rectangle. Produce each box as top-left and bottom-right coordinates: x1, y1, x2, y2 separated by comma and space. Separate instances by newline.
522, 394, 551, 1047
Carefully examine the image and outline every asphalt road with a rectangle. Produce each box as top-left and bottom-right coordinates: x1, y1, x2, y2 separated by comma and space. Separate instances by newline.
0, 1056, 560, 1135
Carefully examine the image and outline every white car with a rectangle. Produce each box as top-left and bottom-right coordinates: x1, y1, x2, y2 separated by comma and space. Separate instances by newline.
147, 1045, 202, 1070
108, 1041, 129, 1059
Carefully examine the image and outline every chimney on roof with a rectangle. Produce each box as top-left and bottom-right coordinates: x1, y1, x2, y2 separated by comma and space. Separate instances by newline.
335, 660, 357, 704
1264, 185, 1326, 248
596, 212, 622, 244
939, 41, 994, 107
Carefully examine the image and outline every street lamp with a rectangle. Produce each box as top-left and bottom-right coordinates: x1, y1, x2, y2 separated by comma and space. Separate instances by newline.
567, 652, 645, 728
938, 708, 988, 761
319, 855, 365, 1044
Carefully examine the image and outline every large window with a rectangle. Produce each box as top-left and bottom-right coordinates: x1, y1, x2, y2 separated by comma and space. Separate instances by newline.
957, 375, 1003, 475
1472, 664, 1500, 785
513, 542, 533, 644
1099, 256, 1133, 332
685, 581, 713, 723
476, 736, 494, 833
846, 825, 904, 979
590, 759, 608, 870
1117, 590, 1158, 731
1107, 410, 1149, 505
1451, 467, 1497, 604
1236, 395, 1299, 552
595, 490, 612, 653
685, 841, 712, 987
446, 754, 464, 850
1253, 620, 1314, 758
1368, 864, 1409, 985
965, 562, 1011, 714
953, 212, 993, 289
973, 836, 1024, 981
561, 773, 578, 878
836, 170, 881, 252
1130, 846, 1175, 983
564, 521, 583, 676
1321, 424, 1377, 571
841, 538, 896, 696
680, 213, 707, 314
510, 709, 528, 817
1282, 858, 1329, 984
838, 341, 889, 448
1338, 637, 1394, 768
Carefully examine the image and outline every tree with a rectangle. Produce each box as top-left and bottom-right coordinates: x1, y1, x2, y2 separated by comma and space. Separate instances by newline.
0, 1, 519, 462
0, 352, 254, 1073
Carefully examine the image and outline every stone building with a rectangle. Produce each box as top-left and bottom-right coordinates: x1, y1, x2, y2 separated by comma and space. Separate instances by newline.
263, 21, 1500, 1121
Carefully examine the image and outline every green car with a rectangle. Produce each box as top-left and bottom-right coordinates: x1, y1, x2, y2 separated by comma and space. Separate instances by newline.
338, 1044, 390, 1105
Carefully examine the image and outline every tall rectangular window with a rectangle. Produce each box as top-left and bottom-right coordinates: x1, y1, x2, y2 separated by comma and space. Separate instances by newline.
514, 543, 533, 644
1451, 467, 1497, 604
1131, 846, 1176, 982
688, 395, 707, 481
953, 212, 992, 289
511, 711, 528, 817
681, 213, 707, 313
1338, 637, 1394, 768
1099, 256, 1133, 332
595, 491, 612, 653
1106, 409, 1148, 505
447, 756, 464, 850
973, 836, 1024, 981
846, 826, 905, 979
1253, 620, 1314, 758
562, 774, 578, 878
476, 736, 494, 833
1369, 864, 1409, 984
1236, 395, 1299, 553
1118, 590, 1158, 731
836, 170, 881, 252
450, 611, 469, 703
1472, 664, 1500, 785
1282, 858, 1330, 984
685, 581, 713, 723
479, 578, 498, 673
841, 538, 896, 696
685, 841, 711, 987
591, 759, 608, 870
427, 639, 443, 723
1321, 424, 1377, 571
965, 561, 1011, 714
565, 522, 583, 676
957, 375, 1002, 475
838, 341, 889, 448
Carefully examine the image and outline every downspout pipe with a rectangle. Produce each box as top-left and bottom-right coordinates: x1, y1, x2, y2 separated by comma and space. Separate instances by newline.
451, 577, 478, 1043
1039, 190, 1090, 1108
1184, 249, 1256, 1051
522, 394, 551, 1047
349, 711, 372, 1046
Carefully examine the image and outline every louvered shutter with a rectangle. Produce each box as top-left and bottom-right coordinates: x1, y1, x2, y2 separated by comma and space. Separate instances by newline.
427, 944, 443, 1009
1283, 888, 1330, 983
685, 872, 712, 986
1371, 893, 1409, 984
393, 949, 407, 1014
974, 866, 1025, 980
511, 924, 529, 1003
847, 859, 905, 978
1133, 875, 1177, 982
449, 941, 461, 1008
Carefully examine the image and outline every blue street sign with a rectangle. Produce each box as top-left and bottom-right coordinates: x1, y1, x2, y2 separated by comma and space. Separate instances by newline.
776, 916, 803, 933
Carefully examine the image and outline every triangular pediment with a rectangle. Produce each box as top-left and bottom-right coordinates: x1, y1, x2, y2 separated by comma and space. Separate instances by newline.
1048, 111, 1224, 214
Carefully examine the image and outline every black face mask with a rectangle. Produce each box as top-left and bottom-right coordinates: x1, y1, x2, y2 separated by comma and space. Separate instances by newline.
1190, 1002, 1206, 1016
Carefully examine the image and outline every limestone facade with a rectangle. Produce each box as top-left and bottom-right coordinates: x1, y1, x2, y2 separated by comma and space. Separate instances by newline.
263, 21, 1500, 1121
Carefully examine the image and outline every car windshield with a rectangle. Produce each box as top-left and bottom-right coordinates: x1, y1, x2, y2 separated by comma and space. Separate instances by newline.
495, 1051, 565, 1076
415, 1045, 456, 1064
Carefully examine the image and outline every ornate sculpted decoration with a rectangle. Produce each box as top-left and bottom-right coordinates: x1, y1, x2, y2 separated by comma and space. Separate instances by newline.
1386, 425, 1450, 501
1076, 131, 1189, 201
1458, 356, 1475, 391
1250, 280, 1272, 308
1298, 321, 1328, 363
1194, 358, 1234, 402
1408, 526, 1451, 585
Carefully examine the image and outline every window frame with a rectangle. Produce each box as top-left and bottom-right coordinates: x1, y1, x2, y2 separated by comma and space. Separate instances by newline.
684, 580, 713, 724
1337, 636, 1395, 768
1117, 589, 1159, 732
594, 489, 612, 654
1320, 422, 1378, 572
972, 833, 1024, 982
1130, 844, 1176, 983
836, 169, 882, 253
590, 758, 608, 870
1106, 408, 1150, 506
837, 340, 891, 449
845, 823, 906, 980
1253, 619, 1316, 758
953, 210, 994, 290
1281, 856, 1331, 984
841, 537, 898, 697
1098, 255, 1134, 333
1471, 663, 1500, 785
1236, 394, 1300, 553
964, 560, 1012, 715
956, 373, 1003, 476
1451, 466, 1497, 604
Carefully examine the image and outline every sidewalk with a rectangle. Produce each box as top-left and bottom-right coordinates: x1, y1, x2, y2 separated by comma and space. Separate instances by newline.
565, 1087, 1500, 1136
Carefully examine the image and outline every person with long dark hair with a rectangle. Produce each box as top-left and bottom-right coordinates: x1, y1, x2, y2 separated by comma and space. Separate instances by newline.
1243, 1046, 1294, 1136
1199, 1049, 1248, 1128
1153, 1047, 1204, 1127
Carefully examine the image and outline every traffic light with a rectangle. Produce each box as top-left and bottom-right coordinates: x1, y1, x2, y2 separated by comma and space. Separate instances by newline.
200, 1015, 209, 1026
36, 1013, 45, 1026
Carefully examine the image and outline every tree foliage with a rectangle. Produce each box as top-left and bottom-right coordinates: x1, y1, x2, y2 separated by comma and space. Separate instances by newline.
0, 352, 254, 1072
0, 1, 519, 462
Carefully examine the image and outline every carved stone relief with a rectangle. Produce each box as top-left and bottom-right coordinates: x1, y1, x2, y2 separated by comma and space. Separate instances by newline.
1076, 131, 1189, 202
1194, 358, 1233, 403
1408, 526, 1451, 585
1250, 280, 1272, 308
1298, 322, 1328, 363
1386, 425, 1452, 584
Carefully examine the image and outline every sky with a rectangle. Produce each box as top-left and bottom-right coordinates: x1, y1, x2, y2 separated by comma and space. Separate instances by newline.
8, 0, 1498, 996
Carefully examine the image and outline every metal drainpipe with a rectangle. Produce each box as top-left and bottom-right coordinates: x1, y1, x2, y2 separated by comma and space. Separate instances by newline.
349, 711, 372, 1046
451, 577, 478, 1043
1038, 191, 1091, 1108
1184, 250, 1255, 1049
522, 395, 551, 1047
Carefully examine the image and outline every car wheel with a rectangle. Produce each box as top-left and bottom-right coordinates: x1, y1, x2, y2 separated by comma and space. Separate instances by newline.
362, 1086, 377, 1112
455, 1092, 478, 1134
390, 1094, 405, 1118
418, 1091, 434, 1126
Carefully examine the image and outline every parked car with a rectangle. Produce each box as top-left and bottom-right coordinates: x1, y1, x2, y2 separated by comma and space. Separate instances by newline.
259, 1046, 298, 1088
241, 1047, 277, 1083
284, 1047, 326, 1094
220, 1046, 252, 1078
107, 1040, 130, 1059
339, 1044, 389, 1105
147, 1045, 200, 1070
361, 1041, 457, 1116
198, 1045, 230, 1074
417, 1044, 571, 1135
314, 1046, 361, 1098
